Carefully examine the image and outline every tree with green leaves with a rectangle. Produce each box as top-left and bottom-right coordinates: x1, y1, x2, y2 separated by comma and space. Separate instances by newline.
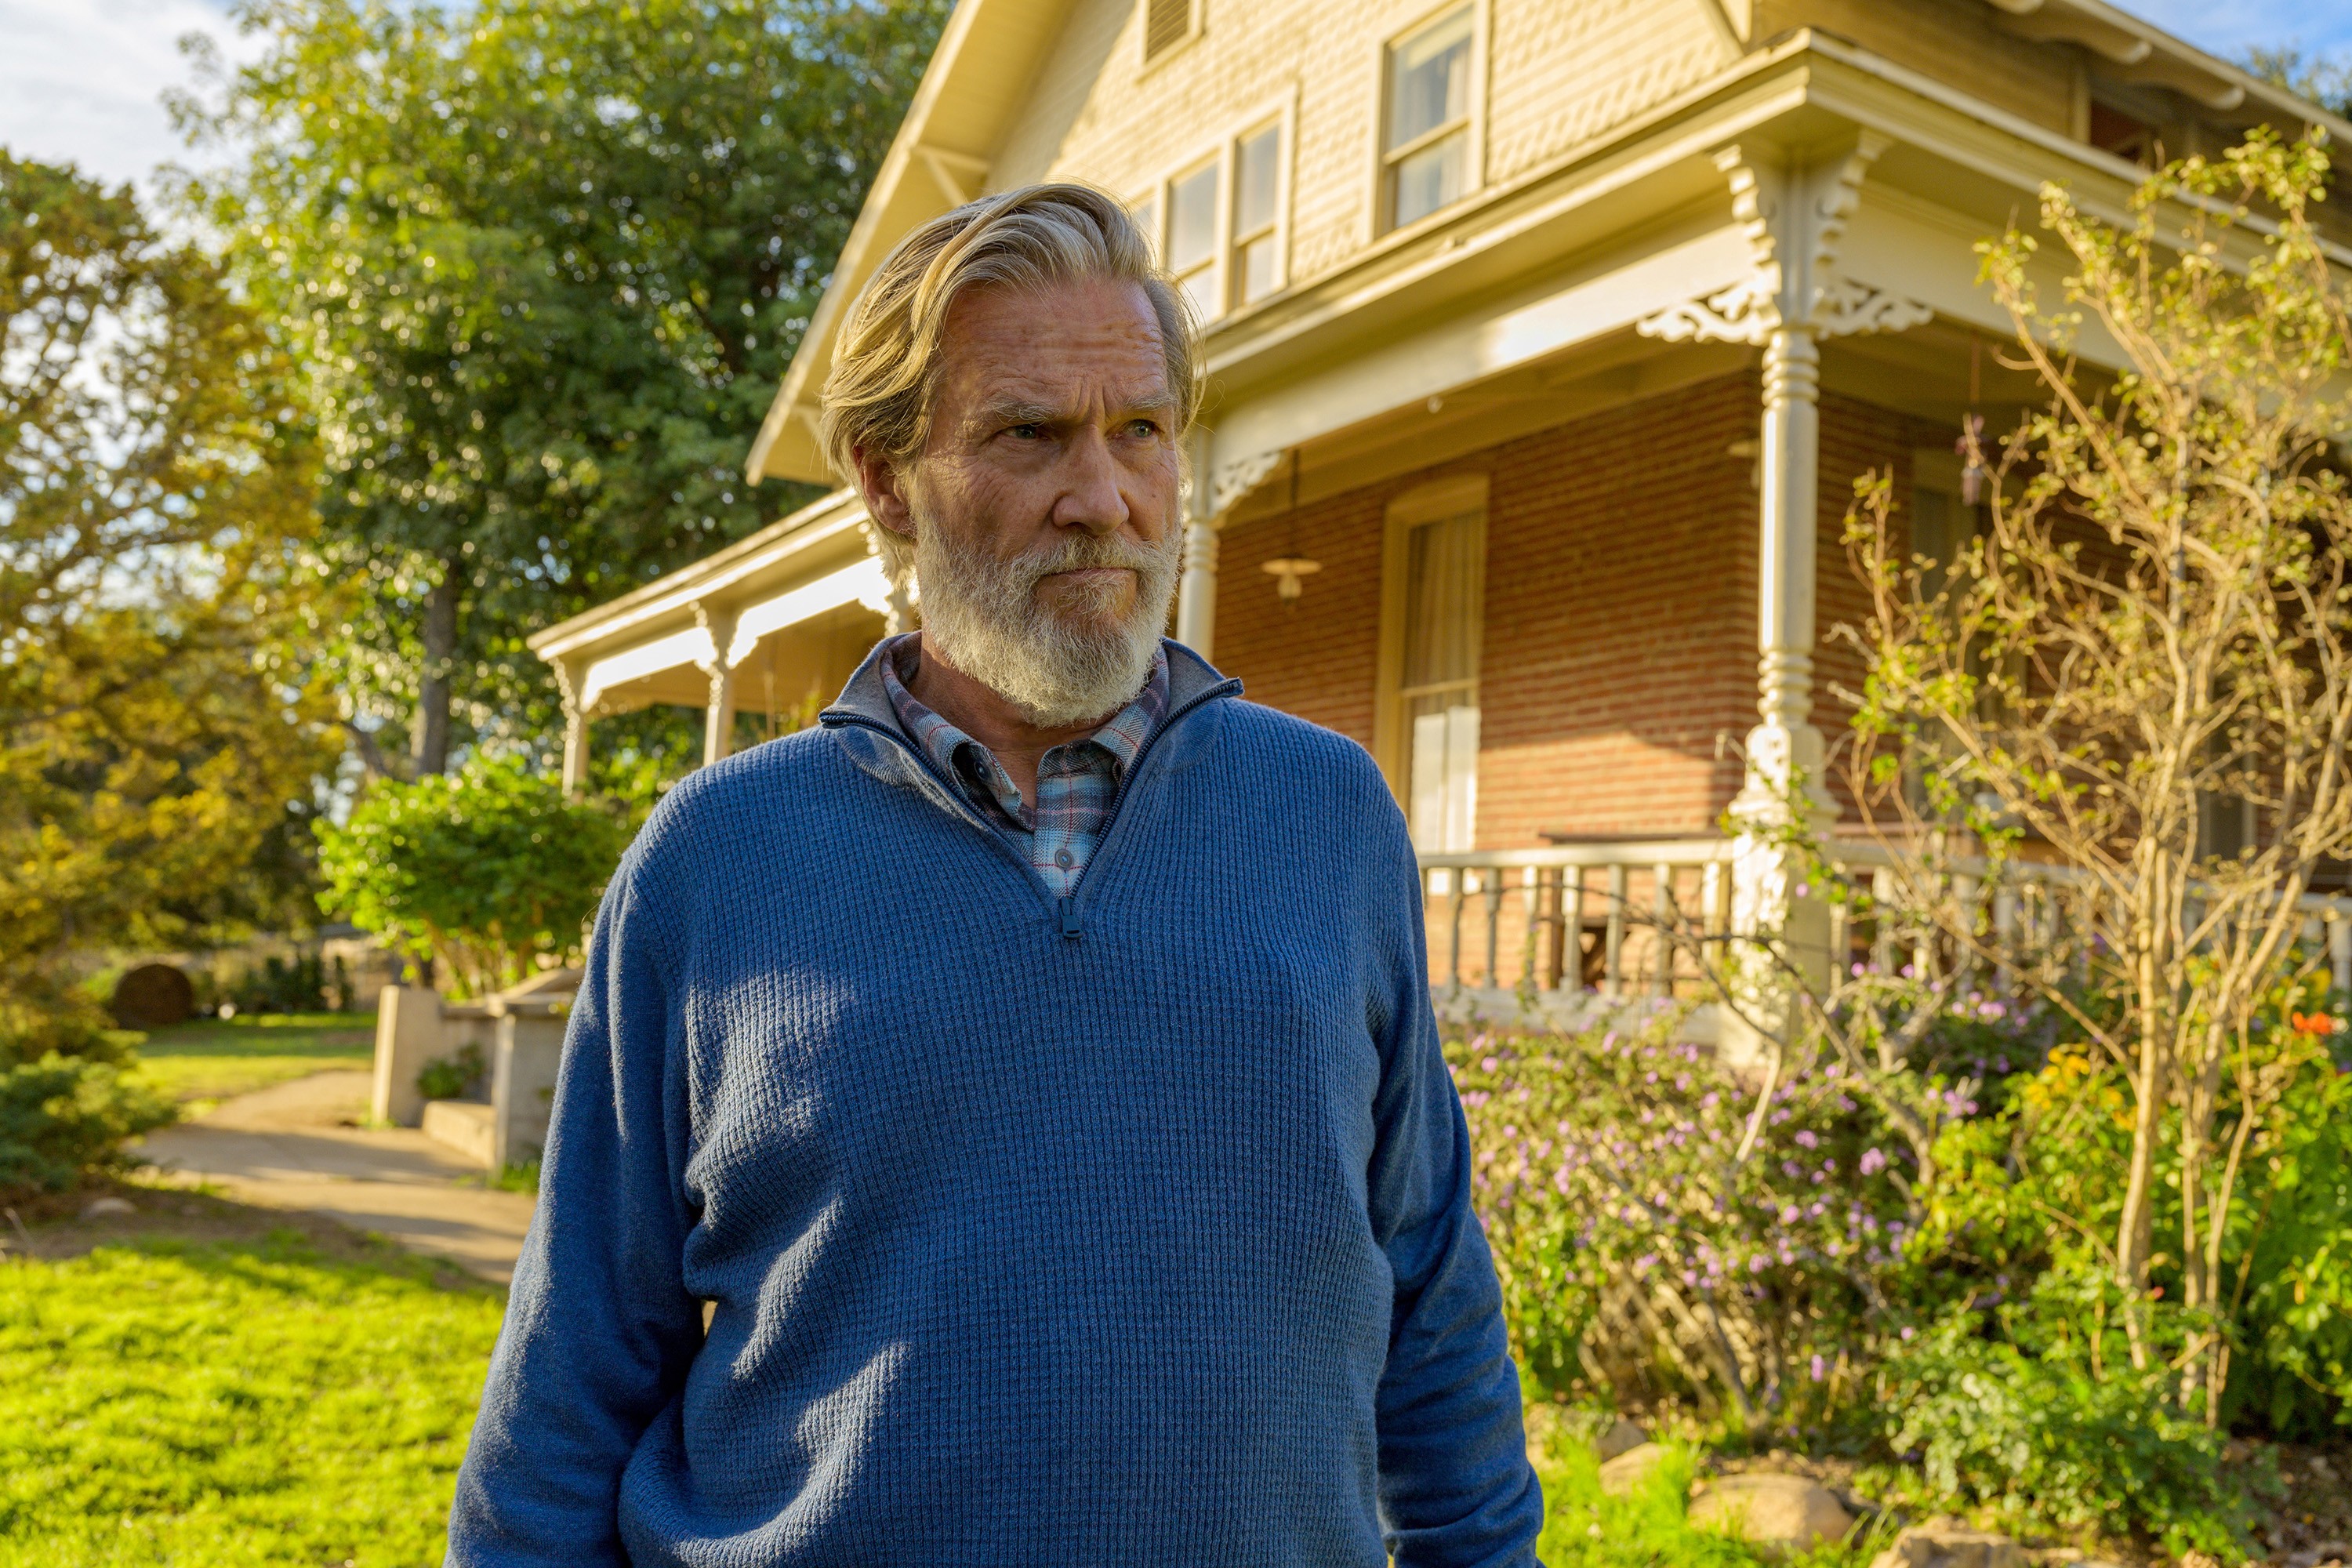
1842, 132, 2352, 1419
176, 0, 947, 774
314, 756, 634, 997
0, 151, 341, 1011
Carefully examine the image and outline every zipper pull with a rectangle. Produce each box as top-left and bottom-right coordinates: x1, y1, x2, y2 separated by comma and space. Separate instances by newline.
1057, 897, 1083, 941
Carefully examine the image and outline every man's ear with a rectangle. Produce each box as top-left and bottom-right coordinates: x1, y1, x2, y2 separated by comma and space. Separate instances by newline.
851, 443, 916, 540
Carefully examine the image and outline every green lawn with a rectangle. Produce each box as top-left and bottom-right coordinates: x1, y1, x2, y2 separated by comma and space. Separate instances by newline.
0, 1221, 501, 1567
1526, 1423, 1889, 1568
127, 1012, 375, 1105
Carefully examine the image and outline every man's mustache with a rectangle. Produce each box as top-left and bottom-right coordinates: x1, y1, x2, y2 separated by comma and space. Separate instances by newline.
1007, 530, 1176, 586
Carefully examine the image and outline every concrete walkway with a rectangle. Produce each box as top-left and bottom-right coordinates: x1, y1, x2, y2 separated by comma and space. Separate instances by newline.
137, 1070, 536, 1284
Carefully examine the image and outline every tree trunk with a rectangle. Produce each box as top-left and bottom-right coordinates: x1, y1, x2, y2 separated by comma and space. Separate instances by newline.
412, 555, 460, 775
2114, 979, 2167, 1371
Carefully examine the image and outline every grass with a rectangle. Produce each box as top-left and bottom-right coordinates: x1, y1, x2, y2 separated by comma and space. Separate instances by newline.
126, 1012, 374, 1105
0, 1196, 502, 1568
1528, 1429, 1894, 1568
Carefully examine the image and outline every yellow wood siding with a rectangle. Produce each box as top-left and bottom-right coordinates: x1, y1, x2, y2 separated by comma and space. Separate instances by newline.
1483, 0, 1735, 186
999, 0, 1735, 289
1759, 0, 2081, 135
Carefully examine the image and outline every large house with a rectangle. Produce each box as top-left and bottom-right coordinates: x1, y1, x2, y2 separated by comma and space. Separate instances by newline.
528, 0, 2350, 1014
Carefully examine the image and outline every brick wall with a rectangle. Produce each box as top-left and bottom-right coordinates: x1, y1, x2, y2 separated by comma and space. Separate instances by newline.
1213, 372, 1944, 846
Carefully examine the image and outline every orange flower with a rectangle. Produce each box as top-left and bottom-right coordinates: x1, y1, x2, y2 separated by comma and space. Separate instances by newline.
2291, 1011, 2338, 1037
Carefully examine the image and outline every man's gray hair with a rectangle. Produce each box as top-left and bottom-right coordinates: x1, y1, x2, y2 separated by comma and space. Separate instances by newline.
817, 183, 1201, 502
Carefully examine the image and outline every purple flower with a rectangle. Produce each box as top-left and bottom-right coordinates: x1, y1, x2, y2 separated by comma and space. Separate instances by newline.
1481, 1056, 1500, 1073
1859, 1148, 1887, 1176
1810, 1354, 1827, 1382
1795, 1130, 1819, 1149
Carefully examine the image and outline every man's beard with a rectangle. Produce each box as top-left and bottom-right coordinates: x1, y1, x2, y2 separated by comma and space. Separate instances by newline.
910, 516, 1181, 728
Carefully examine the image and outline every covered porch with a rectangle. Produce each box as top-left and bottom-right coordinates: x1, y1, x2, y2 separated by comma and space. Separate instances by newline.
526, 489, 911, 791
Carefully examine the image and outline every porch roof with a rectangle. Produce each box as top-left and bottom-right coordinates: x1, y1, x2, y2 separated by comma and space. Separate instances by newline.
524, 487, 884, 714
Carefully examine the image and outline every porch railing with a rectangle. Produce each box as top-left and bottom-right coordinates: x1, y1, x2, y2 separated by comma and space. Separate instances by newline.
1417, 840, 1734, 1002
1417, 838, 2352, 1003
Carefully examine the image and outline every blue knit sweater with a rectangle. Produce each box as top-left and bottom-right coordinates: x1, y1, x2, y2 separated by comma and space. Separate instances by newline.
446, 640, 1540, 1567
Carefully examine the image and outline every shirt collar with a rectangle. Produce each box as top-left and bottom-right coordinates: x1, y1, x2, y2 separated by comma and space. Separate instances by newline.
877, 632, 1169, 819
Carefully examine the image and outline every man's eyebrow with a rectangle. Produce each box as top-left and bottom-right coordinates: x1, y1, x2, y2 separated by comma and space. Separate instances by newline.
974, 398, 1064, 426
971, 390, 1180, 426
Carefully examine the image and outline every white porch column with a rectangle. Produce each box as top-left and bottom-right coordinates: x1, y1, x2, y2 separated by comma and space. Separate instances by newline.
554, 658, 590, 798
1177, 521, 1219, 658
695, 604, 739, 767
561, 706, 590, 797
1727, 320, 1837, 1032
1635, 130, 1934, 1065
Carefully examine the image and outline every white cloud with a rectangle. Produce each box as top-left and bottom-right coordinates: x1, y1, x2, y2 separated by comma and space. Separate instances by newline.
0, 0, 263, 195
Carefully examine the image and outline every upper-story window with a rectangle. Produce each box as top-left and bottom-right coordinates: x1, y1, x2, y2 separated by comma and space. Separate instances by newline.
1166, 160, 1221, 319
1141, 0, 1199, 66
1134, 114, 1290, 324
1382, 5, 1475, 230
1230, 122, 1284, 308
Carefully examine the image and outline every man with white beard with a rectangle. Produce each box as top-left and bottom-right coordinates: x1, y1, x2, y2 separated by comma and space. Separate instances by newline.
447, 183, 1540, 1568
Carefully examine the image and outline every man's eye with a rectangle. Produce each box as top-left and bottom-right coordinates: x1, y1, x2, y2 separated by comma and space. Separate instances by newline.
1126, 419, 1160, 438
1007, 423, 1045, 440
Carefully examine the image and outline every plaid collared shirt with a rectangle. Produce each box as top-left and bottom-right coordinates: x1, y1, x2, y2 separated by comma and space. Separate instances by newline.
880, 633, 1169, 897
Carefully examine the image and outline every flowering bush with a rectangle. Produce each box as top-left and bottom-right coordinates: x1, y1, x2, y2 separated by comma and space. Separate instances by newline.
1918, 964, 2352, 1442
1445, 1010, 1915, 1433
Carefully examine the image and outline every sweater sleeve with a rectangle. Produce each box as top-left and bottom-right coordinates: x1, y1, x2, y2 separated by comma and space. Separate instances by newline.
1365, 826, 1544, 1568
445, 850, 704, 1567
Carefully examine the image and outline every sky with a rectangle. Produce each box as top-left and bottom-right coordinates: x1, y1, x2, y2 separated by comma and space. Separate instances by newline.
0, 0, 2349, 199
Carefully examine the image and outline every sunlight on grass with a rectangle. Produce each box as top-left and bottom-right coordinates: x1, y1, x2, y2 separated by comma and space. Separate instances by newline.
0, 1229, 501, 1567
127, 1014, 376, 1103
1529, 1428, 1889, 1568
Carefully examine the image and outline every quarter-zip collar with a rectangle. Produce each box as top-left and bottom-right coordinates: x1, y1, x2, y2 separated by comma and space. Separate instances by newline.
820, 636, 1243, 936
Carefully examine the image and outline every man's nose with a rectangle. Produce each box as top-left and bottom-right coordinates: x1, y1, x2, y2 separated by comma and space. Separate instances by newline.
1049, 427, 1129, 535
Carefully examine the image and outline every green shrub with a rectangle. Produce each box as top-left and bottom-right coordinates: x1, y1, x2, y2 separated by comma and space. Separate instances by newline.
416, 1044, 485, 1102
0, 1055, 176, 1195
316, 754, 633, 998
1915, 971, 2352, 1440
1877, 1310, 2244, 1552
0, 996, 173, 1197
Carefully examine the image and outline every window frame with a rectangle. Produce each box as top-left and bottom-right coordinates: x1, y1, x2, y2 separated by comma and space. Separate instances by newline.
1374, 472, 1490, 813
1130, 96, 1296, 327
1224, 103, 1295, 313
1372, 0, 1488, 238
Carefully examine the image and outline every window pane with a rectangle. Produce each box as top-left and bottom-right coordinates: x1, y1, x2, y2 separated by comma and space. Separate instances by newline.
1402, 510, 1484, 689
1237, 234, 1277, 304
1391, 129, 1467, 227
1408, 701, 1479, 852
1133, 195, 1159, 263
1178, 266, 1218, 321
1236, 125, 1280, 234
1168, 163, 1218, 273
1388, 7, 1472, 151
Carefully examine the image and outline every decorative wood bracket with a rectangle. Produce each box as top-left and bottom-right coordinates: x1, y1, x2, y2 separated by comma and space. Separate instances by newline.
691, 601, 739, 680
1210, 447, 1288, 516
1637, 132, 1933, 347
